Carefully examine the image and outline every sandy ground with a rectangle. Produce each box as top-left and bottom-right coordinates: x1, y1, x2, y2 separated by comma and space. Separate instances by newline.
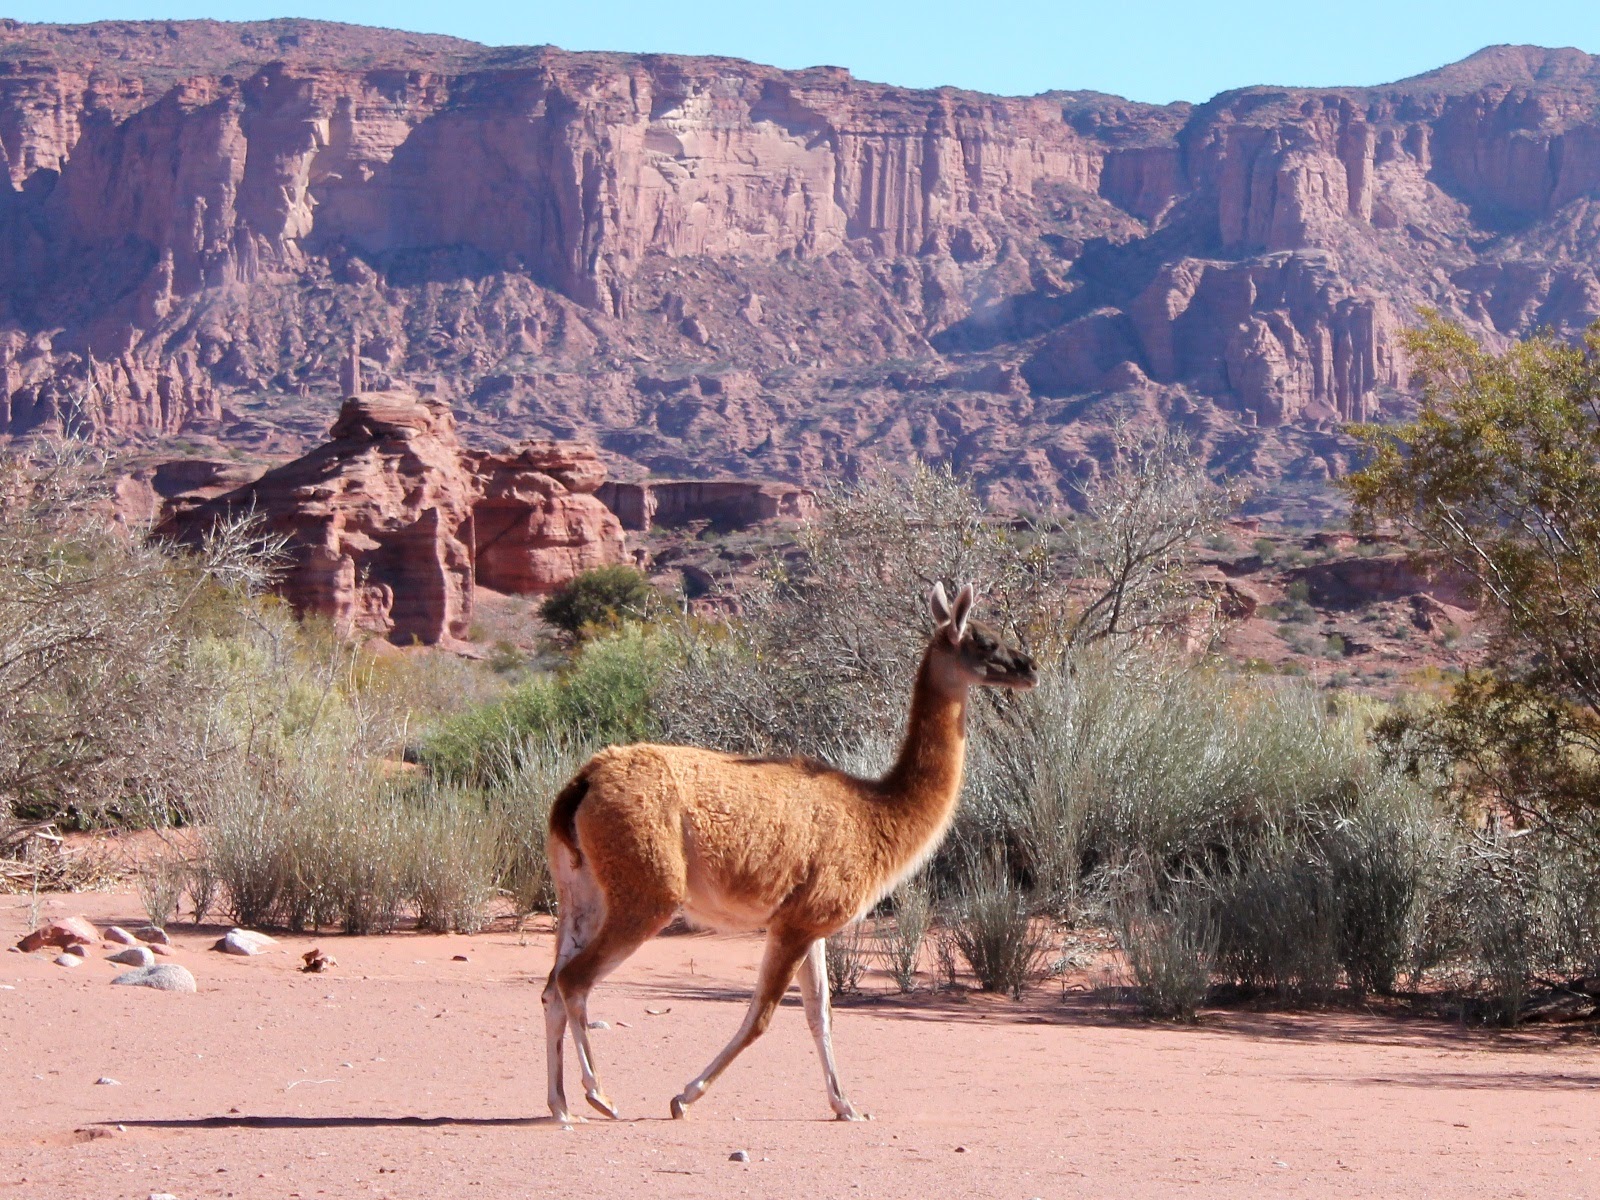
2, 890, 1597, 1200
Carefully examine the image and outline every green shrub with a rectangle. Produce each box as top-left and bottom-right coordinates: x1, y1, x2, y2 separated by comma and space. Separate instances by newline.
539, 566, 657, 637
420, 625, 664, 784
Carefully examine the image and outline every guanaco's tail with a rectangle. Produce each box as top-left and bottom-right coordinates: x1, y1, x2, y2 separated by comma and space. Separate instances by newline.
547, 770, 592, 864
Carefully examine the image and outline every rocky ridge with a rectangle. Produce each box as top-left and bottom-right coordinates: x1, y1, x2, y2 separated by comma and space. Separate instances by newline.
3, 23, 1600, 513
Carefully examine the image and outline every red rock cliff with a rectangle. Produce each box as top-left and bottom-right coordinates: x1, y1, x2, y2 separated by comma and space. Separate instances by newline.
5, 24, 1600, 509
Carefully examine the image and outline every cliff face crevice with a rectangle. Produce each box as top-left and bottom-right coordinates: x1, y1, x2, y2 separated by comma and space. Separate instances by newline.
6, 22, 1600, 511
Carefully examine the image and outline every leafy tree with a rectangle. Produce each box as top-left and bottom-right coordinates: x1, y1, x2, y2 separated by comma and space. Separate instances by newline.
1346, 315, 1600, 828
539, 565, 658, 637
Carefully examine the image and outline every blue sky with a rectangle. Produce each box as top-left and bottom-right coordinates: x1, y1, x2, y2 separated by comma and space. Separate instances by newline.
14, 1, 1600, 103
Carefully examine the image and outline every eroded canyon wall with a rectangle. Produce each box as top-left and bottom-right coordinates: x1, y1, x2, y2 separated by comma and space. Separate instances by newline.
4, 23, 1600, 509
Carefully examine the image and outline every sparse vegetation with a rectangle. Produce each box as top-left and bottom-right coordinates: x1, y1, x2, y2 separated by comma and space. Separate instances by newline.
5, 418, 1595, 1027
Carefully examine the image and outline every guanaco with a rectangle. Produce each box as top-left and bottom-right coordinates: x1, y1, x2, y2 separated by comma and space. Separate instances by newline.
541, 582, 1036, 1122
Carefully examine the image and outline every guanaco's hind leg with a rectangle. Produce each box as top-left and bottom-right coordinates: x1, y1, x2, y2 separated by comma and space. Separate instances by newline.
798, 937, 864, 1120
670, 927, 814, 1119
555, 897, 676, 1120
543, 844, 604, 1123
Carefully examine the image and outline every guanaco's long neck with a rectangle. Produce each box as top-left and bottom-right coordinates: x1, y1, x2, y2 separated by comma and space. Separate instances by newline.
873, 645, 969, 868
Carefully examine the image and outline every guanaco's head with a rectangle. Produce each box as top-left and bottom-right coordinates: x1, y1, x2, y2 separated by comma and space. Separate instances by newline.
928, 582, 1037, 691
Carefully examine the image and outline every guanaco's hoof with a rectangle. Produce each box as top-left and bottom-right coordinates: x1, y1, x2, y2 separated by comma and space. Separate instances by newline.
670, 1094, 689, 1120
585, 1091, 619, 1119
835, 1109, 868, 1122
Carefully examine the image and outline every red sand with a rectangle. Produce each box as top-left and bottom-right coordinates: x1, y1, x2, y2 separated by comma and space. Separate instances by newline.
2, 890, 1596, 1199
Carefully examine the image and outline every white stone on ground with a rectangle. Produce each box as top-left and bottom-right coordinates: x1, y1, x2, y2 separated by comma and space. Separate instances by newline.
111, 964, 198, 993
134, 926, 171, 945
104, 926, 140, 946
109, 946, 156, 967
215, 928, 276, 956
53, 954, 82, 968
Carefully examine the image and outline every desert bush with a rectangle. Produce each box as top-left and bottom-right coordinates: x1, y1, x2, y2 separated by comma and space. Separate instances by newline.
540, 565, 659, 638
825, 921, 872, 995
1064, 429, 1234, 645
1209, 842, 1339, 1000
1461, 840, 1546, 1026
484, 734, 597, 920
947, 850, 1053, 998
186, 859, 218, 926
1321, 798, 1429, 996
0, 446, 283, 826
883, 877, 934, 992
408, 787, 501, 934
961, 646, 1380, 900
1112, 874, 1216, 1021
1540, 825, 1600, 980
135, 858, 187, 930
656, 463, 1053, 757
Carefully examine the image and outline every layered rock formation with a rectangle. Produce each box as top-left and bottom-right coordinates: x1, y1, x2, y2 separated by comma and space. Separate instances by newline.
597, 479, 816, 531
162, 391, 624, 645
5, 23, 1600, 510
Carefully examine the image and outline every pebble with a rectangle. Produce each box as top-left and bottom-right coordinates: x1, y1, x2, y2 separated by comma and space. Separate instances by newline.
149, 1193, 179, 1200
729, 1150, 750, 1163
452, 954, 469, 962
109, 946, 156, 968
94, 1077, 119, 1086
105, 926, 140, 946
215, 929, 276, 956
64, 944, 89, 958
586, 1020, 609, 1030
112, 964, 198, 993
954, 1145, 968, 1153
150, 944, 175, 957
54, 953, 82, 968
135, 926, 171, 946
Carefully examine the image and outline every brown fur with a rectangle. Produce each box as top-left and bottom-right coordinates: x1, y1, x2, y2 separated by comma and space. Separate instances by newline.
540, 584, 1035, 1123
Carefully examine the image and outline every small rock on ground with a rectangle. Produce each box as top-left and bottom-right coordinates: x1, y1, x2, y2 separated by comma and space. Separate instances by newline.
149, 1193, 179, 1200
134, 926, 171, 945
64, 944, 89, 958
104, 926, 140, 946
214, 928, 275, 956
54, 953, 82, 968
111, 964, 197, 993
109, 946, 156, 968
150, 943, 175, 957
729, 1150, 750, 1163
587, 1020, 609, 1030
94, 1077, 119, 1086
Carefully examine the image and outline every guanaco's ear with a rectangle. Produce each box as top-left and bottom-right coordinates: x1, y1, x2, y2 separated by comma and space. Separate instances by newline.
929, 581, 953, 628
949, 582, 976, 641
